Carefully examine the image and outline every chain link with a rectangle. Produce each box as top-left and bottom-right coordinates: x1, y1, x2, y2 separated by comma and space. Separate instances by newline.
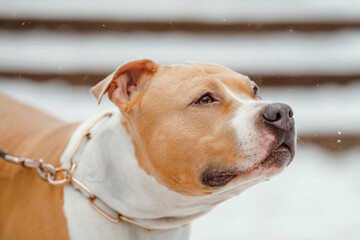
0, 151, 68, 184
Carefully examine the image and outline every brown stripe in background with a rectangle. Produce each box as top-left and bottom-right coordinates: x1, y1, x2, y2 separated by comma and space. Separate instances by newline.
1, 19, 360, 33
1, 72, 359, 87
299, 135, 360, 152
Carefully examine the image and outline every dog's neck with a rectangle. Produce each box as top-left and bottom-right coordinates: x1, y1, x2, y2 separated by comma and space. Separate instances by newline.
61, 110, 219, 234
60, 109, 257, 239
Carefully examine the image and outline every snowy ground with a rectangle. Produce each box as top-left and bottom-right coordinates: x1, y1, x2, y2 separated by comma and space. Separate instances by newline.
0, 79, 359, 239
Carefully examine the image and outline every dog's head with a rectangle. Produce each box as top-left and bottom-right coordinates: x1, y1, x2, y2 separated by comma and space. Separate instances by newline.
91, 59, 296, 196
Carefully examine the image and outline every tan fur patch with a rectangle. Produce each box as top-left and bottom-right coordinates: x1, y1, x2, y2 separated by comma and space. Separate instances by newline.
0, 94, 78, 240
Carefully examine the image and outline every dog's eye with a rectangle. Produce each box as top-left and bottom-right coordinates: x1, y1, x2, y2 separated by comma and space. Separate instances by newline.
196, 94, 215, 105
252, 85, 259, 96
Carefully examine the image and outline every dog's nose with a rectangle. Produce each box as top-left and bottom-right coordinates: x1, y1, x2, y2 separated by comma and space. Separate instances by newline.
263, 103, 294, 131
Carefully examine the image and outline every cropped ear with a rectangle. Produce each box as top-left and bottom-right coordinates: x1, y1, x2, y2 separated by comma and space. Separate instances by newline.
90, 59, 158, 106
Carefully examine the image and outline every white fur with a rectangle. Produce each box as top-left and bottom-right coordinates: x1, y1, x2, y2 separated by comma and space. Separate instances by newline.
220, 83, 274, 169
232, 101, 275, 169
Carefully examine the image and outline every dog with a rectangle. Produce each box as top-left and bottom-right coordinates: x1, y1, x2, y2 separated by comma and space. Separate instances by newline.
0, 59, 296, 240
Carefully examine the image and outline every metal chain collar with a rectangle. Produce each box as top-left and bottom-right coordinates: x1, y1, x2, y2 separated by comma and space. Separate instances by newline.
0, 112, 160, 233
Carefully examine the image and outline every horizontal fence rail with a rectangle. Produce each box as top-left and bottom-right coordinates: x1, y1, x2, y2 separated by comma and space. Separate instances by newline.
2, 19, 360, 33
2, 72, 360, 87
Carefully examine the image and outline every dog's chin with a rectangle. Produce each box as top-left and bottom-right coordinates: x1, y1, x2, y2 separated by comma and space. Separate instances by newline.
202, 144, 294, 187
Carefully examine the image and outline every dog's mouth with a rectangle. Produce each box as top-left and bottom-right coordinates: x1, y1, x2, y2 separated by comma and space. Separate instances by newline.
260, 143, 293, 168
202, 143, 294, 187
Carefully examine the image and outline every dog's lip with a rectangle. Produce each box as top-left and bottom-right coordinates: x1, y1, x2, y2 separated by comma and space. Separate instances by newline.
260, 143, 292, 166
237, 143, 292, 175
202, 169, 238, 187
272, 144, 290, 152
262, 143, 290, 162
202, 143, 294, 187
253, 143, 291, 168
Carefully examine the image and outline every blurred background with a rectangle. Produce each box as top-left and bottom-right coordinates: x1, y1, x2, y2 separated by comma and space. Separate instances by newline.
0, 0, 359, 239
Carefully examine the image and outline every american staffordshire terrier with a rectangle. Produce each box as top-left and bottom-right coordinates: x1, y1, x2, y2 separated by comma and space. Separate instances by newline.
0, 59, 296, 240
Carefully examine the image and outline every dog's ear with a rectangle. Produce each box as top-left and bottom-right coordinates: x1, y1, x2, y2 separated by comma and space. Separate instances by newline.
90, 59, 158, 108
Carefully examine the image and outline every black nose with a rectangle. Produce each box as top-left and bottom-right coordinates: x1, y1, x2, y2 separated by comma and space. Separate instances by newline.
263, 103, 294, 131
